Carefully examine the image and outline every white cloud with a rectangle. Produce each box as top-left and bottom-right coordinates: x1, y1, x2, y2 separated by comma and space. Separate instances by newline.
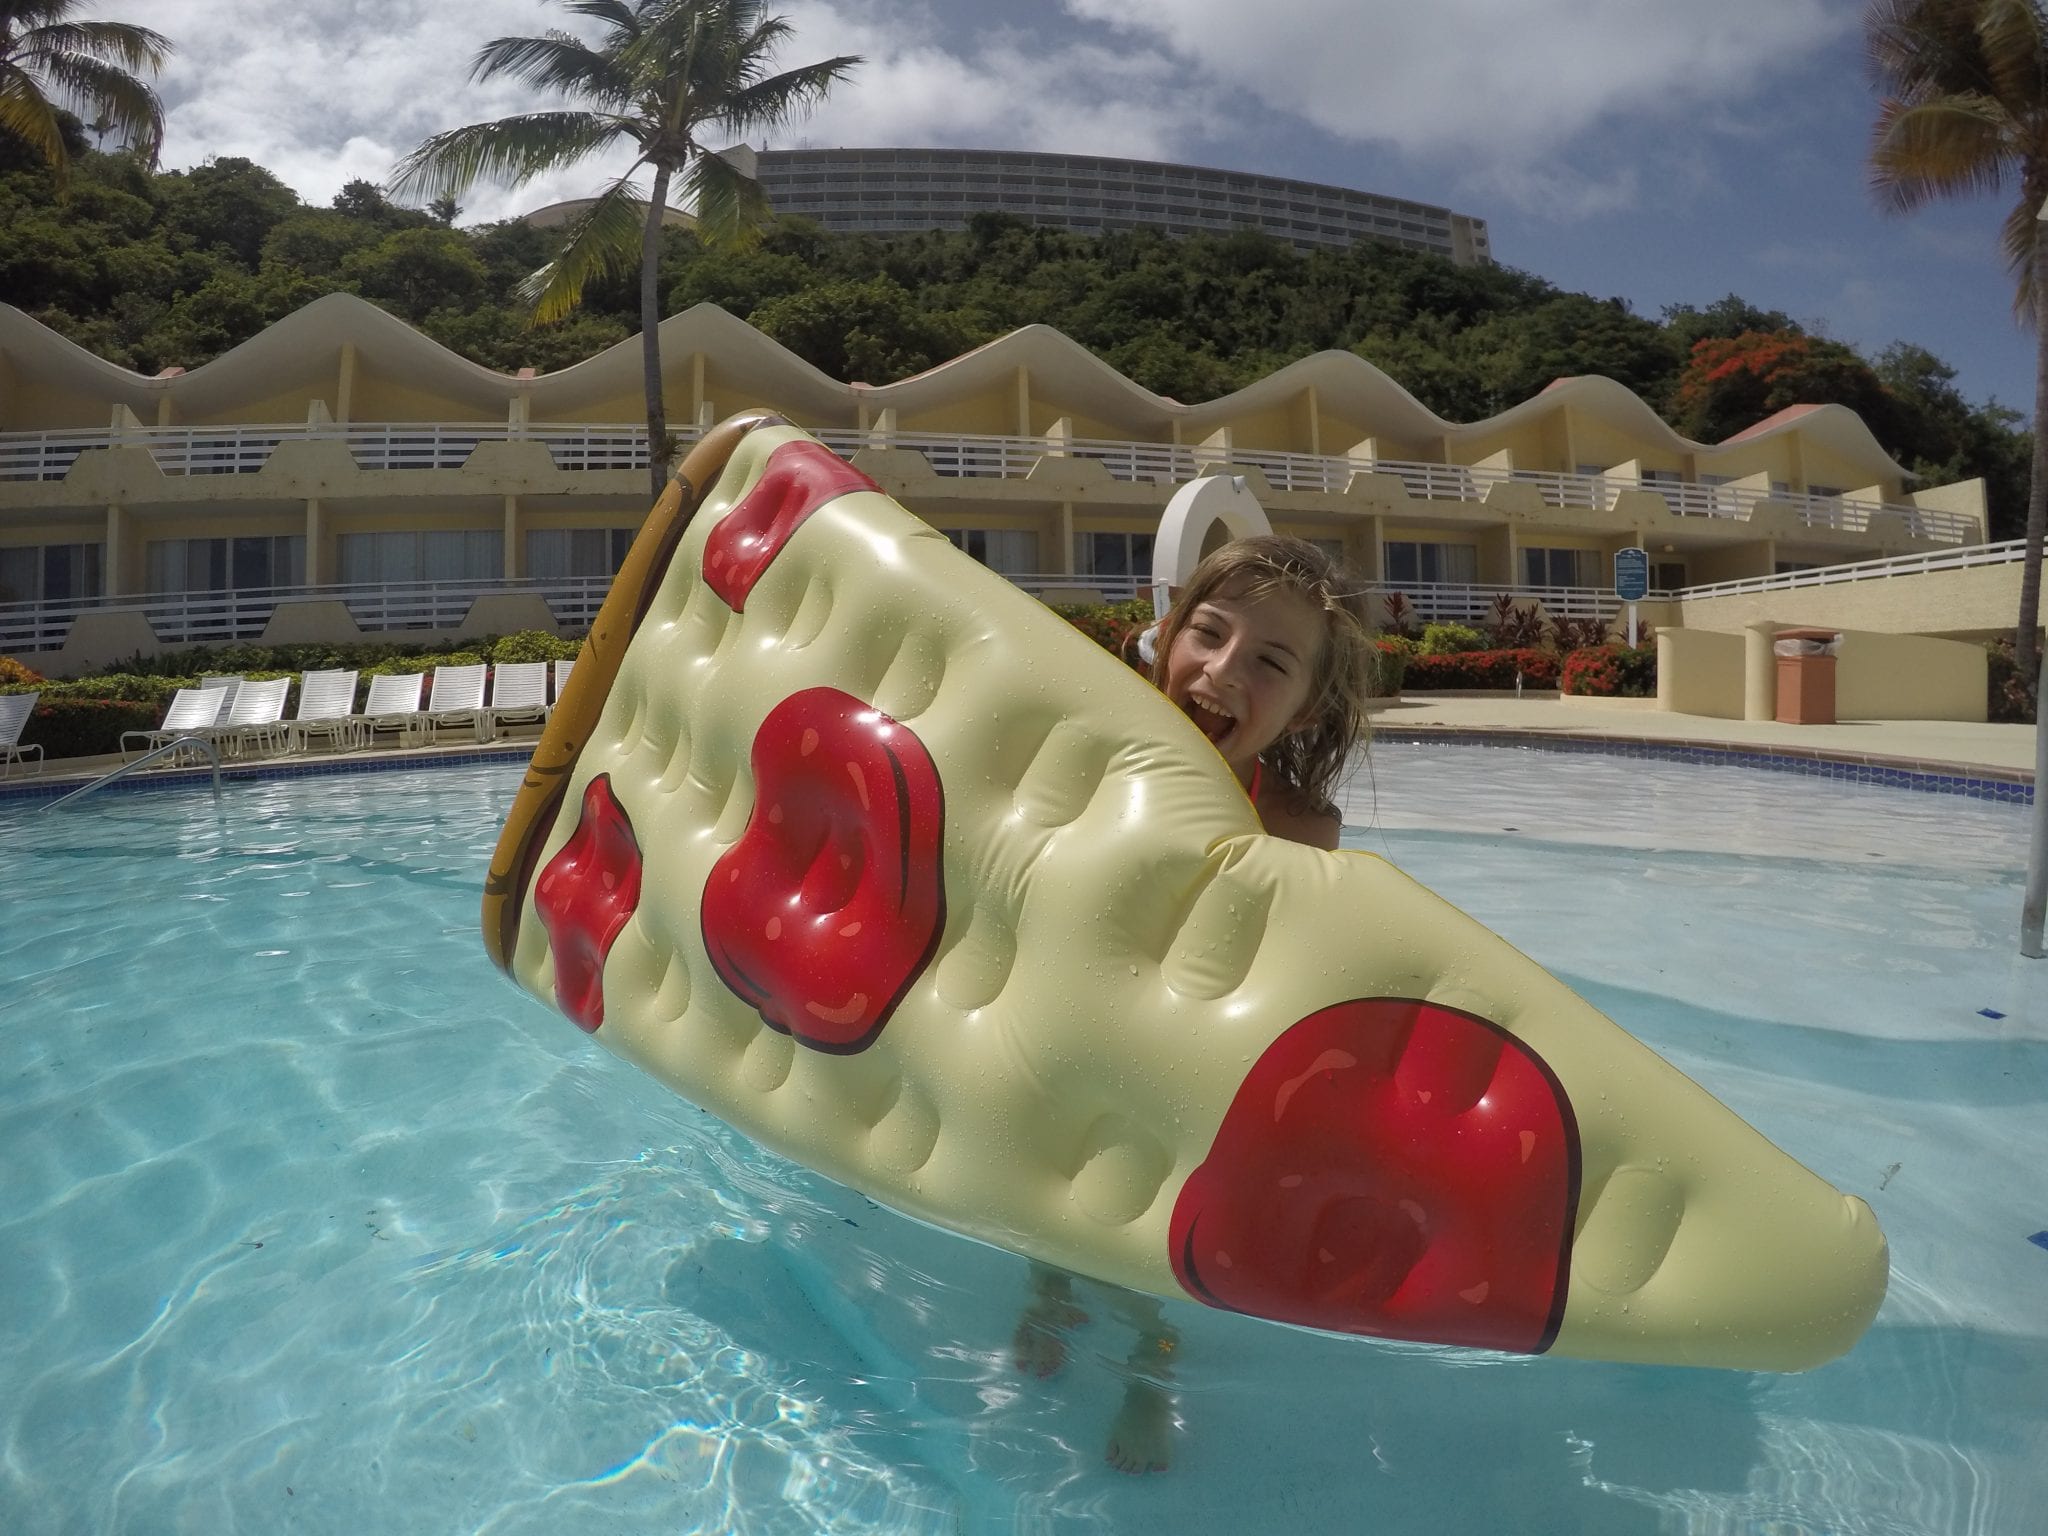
1060, 0, 1846, 165
144, 0, 1219, 221
139, 0, 1851, 224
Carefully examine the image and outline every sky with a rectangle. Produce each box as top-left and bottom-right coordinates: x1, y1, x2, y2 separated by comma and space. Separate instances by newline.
137, 0, 2034, 414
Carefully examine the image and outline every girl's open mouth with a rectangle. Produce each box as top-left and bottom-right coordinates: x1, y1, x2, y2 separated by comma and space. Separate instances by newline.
1185, 697, 1235, 745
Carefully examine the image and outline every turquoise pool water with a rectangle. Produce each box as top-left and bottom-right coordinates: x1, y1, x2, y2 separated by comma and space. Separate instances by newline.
1, 749, 2042, 1534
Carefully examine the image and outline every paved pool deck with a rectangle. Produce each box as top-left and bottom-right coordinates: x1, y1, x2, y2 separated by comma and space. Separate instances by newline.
1370, 694, 2036, 781
3, 700, 2037, 798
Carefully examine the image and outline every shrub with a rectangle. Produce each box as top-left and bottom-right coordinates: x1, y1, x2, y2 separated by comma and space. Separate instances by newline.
488, 629, 581, 664
1484, 594, 1546, 650
21, 697, 160, 759
1379, 592, 1420, 641
1987, 638, 2038, 724
0, 657, 45, 689
1418, 621, 1486, 656
40, 672, 187, 703
1402, 648, 1558, 690
1366, 638, 1407, 697
1562, 643, 1657, 697
1050, 598, 1154, 673
1546, 613, 1612, 652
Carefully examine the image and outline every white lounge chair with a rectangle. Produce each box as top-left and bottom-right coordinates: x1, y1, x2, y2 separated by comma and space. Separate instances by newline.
552, 656, 576, 700
196, 674, 244, 714
204, 676, 291, 759
480, 662, 551, 740
284, 669, 361, 754
415, 663, 489, 746
358, 672, 426, 750
0, 691, 43, 778
120, 687, 227, 764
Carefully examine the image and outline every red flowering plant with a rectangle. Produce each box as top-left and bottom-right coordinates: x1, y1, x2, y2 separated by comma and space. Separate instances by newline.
1561, 644, 1657, 697
1403, 648, 1559, 690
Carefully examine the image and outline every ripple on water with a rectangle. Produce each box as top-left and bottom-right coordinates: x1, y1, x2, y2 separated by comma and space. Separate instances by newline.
0, 754, 2041, 1535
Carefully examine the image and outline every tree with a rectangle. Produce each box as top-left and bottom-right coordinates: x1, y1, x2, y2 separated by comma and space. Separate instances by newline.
0, 0, 170, 179
1669, 330, 1895, 444
387, 0, 861, 498
1867, 0, 2048, 708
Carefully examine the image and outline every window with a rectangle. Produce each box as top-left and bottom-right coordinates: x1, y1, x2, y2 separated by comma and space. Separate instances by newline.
943, 528, 1039, 576
337, 530, 502, 584
1520, 547, 1600, 588
1074, 531, 1154, 580
526, 528, 636, 580
0, 542, 103, 604
146, 536, 304, 594
1652, 561, 1687, 591
1382, 541, 1478, 586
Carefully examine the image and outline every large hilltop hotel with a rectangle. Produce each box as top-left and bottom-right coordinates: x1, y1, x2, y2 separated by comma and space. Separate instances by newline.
719, 145, 1493, 264
0, 292, 2003, 669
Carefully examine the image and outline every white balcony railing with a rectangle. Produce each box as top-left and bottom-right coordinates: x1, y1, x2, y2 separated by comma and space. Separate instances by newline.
0, 420, 1983, 542
9, 535, 2032, 657
0, 575, 616, 654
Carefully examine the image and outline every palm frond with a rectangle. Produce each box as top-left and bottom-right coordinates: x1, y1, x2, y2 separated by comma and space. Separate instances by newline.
386, 111, 629, 202
1995, 189, 2048, 322
1868, 95, 2014, 211
562, 0, 648, 37
1865, 0, 1993, 96
471, 31, 633, 106
720, 53, 863, 134
0, 71, 68, 169
1975, 0, 2048, 106
13, 19, 173, 75
683, 146, 769, 248
22, 50, 163, 156
516, 171, 652, 324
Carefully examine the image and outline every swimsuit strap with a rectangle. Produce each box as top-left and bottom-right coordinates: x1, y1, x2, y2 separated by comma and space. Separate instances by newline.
1248, 759, 1263, 804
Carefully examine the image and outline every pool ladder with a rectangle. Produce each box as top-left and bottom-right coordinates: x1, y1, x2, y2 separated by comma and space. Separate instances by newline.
41, 735, 223, 813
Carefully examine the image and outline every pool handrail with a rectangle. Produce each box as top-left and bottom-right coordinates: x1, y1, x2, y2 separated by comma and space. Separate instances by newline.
42, 735, 223, 812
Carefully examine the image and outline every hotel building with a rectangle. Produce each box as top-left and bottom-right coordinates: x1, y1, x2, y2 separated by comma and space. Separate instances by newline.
721, 146, 1493, 265
0, 293, 2002, 672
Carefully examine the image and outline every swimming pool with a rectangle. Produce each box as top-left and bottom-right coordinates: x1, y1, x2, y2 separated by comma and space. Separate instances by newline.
2, 747, 2041, 1534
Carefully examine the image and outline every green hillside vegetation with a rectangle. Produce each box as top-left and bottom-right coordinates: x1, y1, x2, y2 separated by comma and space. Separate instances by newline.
0, 134, 2029, 540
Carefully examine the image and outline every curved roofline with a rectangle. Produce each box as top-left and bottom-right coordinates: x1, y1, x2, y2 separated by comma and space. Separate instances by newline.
0, 296, 1908, 479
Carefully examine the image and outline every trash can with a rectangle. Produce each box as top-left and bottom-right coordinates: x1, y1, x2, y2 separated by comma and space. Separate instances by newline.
1772, 628, 1841, 725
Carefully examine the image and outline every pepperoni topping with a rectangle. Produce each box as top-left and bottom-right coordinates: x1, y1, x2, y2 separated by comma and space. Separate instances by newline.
702, 439, 881, 610
533, 774, 643, 1033
1169, 998, 1578, 1353
703, 688, 945, 1053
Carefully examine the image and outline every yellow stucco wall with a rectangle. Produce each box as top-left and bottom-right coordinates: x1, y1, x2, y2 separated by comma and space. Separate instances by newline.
1836, 631, 1987, 722
1657, 629, 1746, 718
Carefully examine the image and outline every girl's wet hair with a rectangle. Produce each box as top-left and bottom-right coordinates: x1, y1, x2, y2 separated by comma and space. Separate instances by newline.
1149, 534, 1372, 815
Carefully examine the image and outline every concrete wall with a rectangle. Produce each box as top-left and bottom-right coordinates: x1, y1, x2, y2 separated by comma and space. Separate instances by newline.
1678, 562, 2024, 641
1657, 629, 1746, 718
1835, 630, 1987, 722
1653, 621, 1988, 723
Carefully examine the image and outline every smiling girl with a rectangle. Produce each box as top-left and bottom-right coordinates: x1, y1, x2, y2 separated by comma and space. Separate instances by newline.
1016, 534, 1375, 1472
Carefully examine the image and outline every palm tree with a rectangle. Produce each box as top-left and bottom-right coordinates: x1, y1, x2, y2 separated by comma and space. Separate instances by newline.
0, 0, 171, 178
1867, 0, 2048, 706
389, 0, 860, 499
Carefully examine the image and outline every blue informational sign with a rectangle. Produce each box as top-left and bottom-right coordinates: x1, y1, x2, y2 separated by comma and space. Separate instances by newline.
1613, 546, 1649, 602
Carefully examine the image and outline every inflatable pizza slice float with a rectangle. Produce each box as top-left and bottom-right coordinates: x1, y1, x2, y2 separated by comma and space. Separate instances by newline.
483, 412, 1888, 1372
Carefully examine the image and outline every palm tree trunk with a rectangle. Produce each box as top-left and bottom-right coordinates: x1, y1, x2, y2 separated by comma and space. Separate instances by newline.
642, 162, 674, 502
2024, 209, 2048, 702
2023, 210, 2048, 957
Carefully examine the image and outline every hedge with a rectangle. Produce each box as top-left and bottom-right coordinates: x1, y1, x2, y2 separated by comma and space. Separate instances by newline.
1402, 648, 1559, 690
1561, 644, 1657, 697
0, 628, 589, 759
